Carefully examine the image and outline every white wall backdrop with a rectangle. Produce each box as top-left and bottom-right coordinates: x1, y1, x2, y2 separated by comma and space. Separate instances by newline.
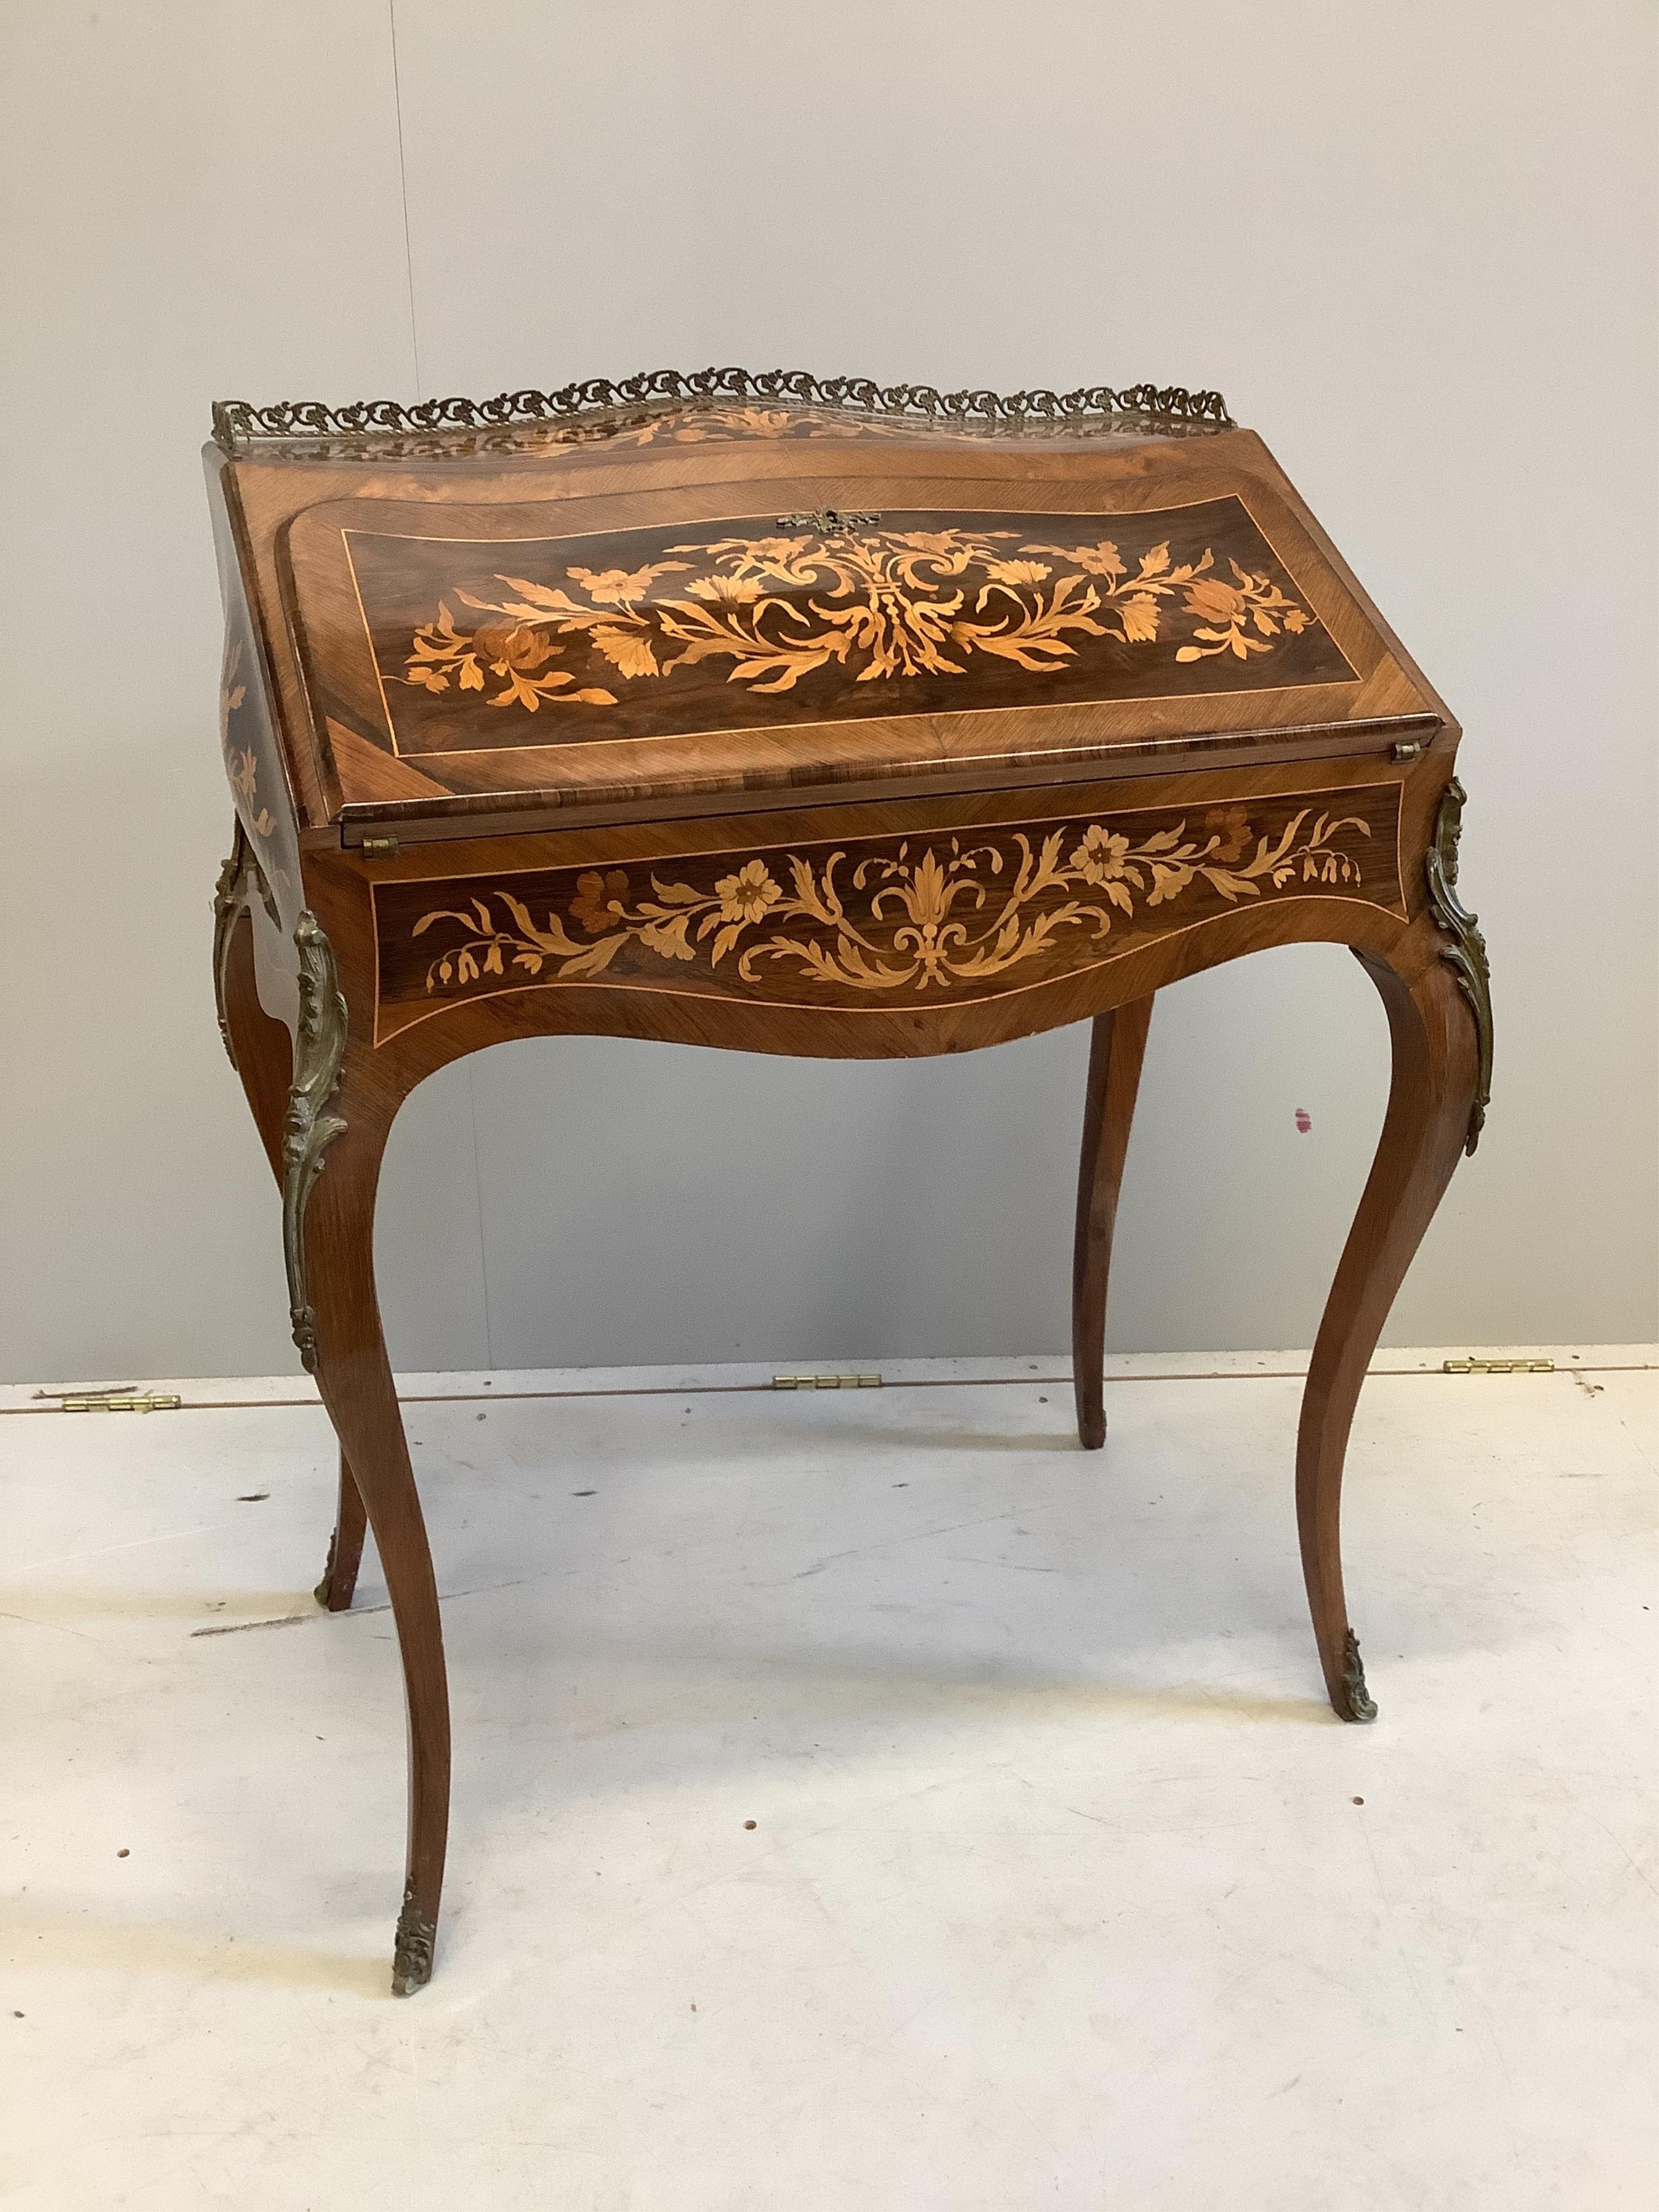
2, 1, 1654, 1382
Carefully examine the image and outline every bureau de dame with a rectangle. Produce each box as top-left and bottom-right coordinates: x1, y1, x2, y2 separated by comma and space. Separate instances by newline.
205, 369, 1491, 1993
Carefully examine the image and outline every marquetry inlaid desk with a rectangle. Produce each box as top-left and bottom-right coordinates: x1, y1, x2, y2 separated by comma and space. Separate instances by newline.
204, 368, 1491, 1994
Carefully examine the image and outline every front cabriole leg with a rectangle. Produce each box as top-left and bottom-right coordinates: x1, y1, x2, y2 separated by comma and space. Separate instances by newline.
1297, 779, 1491, 1720
280, 909, 451, 1994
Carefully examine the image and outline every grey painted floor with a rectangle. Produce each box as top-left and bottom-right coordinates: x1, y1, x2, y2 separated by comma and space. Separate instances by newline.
3, 1351, 1654, 2209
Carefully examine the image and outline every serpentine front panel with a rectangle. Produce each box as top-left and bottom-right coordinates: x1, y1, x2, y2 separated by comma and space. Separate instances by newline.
372, 782, 1406, 1041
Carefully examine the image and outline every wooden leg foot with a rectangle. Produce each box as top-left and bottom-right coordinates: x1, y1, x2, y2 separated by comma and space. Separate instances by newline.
1071, 997, 1154, 1450
315, 1452, 368, 1611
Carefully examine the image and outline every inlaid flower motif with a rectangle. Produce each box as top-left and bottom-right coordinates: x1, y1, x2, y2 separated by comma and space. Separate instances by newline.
220, 645, 247, 732
226, 744, 275, 840
403, 595, 618, 709
567, 562, 691, 605
1062, 539, 1127, 579
1204, 805, 1253, 864
473, 621, 553, 674
1115, 595, 1162, 643
217, 638, 286, 879
1176, 561, 1312, 663
1069, 826, 1133, 884
570, 869, 630, 934
685, 573, 765, 606
1183, 576, 1247, 627
714, 859, 782, 925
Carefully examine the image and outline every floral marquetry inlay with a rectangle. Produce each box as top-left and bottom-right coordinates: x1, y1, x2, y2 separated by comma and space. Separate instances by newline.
342, 498, 1357, 759
370, 786, 1405, 1042
401, 526, 1316, 711
218, 591, 299, 905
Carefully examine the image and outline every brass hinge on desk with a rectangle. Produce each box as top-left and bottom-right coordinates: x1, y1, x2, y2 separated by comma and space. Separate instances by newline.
359, 835, 400, 857
1441, 1357, 1554, 1375
772, 1372, 883, 1390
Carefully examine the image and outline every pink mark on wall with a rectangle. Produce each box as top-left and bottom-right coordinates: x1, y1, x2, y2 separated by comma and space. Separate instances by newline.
1294, 1108, 1313, 1134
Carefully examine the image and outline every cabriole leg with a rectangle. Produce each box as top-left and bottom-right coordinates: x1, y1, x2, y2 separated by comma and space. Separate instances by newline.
296, 1075, 450, 1994
278, 913, 450, 1995
1071, 997, 1155, 1451
224, 888, 450, 1989
1297, 953, 1480, 1721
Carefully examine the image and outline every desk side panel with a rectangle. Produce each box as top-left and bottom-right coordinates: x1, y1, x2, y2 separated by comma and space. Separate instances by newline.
204, 451, 304, 920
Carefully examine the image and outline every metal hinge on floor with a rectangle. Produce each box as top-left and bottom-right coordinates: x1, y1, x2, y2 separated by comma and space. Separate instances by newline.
37, 1388, 183, 1413
772, 1372, 883, 1390
1441, 1358, 1555, 1375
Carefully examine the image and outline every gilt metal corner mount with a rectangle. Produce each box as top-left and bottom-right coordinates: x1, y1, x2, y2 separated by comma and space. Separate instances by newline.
210, 825, 249, 1070
1338, 1629, 1378, 1723
392, 1887, 436, 1997
281, 913, 348, 1373
1425, 777, 1494, 1154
